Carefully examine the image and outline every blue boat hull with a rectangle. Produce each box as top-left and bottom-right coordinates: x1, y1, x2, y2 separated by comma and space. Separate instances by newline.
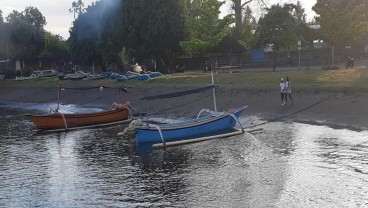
136, 72, 161, 80
135, 107, 245, 143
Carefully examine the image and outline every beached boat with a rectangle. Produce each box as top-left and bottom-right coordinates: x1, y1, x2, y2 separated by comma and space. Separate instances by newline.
25, 105, 131, 131
136, 72, 162, 80
60, 71, 88, 80
15, 75, 38, 81
32, 69, 58, 78
121, 70, 246, 146
25, 83, 132, 131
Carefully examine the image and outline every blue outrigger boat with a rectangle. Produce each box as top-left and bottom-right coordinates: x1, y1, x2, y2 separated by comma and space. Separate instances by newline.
121, 70, 246, 146
135, 106, 246, 144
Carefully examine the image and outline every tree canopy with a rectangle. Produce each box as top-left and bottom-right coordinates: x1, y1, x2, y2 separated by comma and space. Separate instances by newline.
180, 0, 234, 55
70, 0, 86, 20
121, 0, 185, 69
0, 10, 3, 23
313, 0, 368, 48
255, 4, 299, 51
3, 0, 368, 73
4, 7, 46, 59
68, 0, 122, 65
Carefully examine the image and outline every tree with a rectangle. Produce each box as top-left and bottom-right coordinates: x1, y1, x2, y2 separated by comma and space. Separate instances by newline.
238, 6, 257, 49
0, 9, 7, 59
230, 0, 268, 40
68, 0, 124, 66
121, 0, 185, 71
313, 0, 368, 66
68, 4, 102, 66
69, 0, 85, 20
0, 9, 3, 23
43, 32, 68, 59
23, 6, 47, 28
5, 7, 46, 59
291, 1, 306, 23
255, 4, 299, 71
288, 1, 314, 48
180, 0, 234, 55
95, 1, 126, 66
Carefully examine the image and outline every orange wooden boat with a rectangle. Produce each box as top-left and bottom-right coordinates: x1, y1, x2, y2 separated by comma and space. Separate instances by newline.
25, 82, 132, 131
25, 105, 131, 131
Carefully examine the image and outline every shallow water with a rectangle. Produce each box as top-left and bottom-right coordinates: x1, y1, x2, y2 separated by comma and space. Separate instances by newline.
0, 107, 367, 207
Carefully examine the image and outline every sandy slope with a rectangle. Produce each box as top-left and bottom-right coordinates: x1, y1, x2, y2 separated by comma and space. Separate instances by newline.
1, 83, 367, 131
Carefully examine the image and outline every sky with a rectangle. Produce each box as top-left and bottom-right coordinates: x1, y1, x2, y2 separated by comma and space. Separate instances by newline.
0, 0, 317, 40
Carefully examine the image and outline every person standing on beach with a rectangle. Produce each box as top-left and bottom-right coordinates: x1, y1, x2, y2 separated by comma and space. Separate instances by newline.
285, 76, 293, 104
280, 78, 286, 105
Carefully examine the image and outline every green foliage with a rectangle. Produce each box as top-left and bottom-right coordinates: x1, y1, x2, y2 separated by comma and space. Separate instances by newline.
1, 6, 69, 64
68, 0, 185, 70
313, 0, 368, 47
43, 32, 68, 59
237, 6, 257, 49
69, 0, 85, 20
5, 7, 46, 59
255, 4, 299, 51
122, 0, 185, 65
291, 1, 306, 23
0, 10, 3, 23
68, 0, 123, 66
289, 1, 315, 48
96, 1, 126, 66
180, 0, 234, 55
23, 6, 47, 28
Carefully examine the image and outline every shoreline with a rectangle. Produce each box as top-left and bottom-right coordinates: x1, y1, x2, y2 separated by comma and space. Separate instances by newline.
1, 83, 367, 131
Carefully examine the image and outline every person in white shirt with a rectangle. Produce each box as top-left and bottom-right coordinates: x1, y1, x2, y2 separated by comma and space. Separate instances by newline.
285, 76, 293, 104
280, 78, 286, 105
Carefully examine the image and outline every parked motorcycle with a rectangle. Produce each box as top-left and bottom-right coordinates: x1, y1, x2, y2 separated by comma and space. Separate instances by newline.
346, 57, 354, 69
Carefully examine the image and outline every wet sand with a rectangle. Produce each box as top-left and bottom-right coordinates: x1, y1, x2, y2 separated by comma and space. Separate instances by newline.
1, 83, 368, 131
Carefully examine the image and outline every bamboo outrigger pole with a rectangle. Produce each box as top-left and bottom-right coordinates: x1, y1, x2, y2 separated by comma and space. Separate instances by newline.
56, 81, 61, 112
211, 68, 217, 113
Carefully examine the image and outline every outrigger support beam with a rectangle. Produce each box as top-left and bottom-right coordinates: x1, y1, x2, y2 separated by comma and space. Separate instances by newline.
57, 112, 68, 130
196, 108, 216, 118
227, 113, 244, 133
149, 124, 166, 146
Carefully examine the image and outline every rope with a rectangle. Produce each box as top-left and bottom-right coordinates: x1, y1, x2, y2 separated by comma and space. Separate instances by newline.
120, 118, 143, 137
8, 90, 79, 110
150, 93, 212, 115
61, 85, 128, 92
15, 85, 127, 110
246, 97, 328, 129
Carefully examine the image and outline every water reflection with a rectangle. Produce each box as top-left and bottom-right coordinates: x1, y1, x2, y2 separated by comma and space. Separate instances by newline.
1, 107, 368, 207
275, 124, 368, 208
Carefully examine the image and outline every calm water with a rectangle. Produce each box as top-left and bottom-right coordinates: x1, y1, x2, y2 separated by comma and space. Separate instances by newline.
0, 105, 368, 207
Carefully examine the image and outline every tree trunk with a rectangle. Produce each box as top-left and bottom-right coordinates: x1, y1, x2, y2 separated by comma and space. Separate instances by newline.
232, 0, 242, 40
272, 50, 277, 72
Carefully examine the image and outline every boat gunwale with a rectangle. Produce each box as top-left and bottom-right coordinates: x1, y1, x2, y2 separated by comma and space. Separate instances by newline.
24, 106, 129, 119
136, 106, 245, 131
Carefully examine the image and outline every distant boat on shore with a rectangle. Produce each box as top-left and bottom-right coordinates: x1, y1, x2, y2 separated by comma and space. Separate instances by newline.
32, 69, 58, 78
15, 69, 58, 81
59, 71, 88, 80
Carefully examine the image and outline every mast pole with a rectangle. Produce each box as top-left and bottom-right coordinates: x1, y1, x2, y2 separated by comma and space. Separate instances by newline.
211, 68, 217, 113
56, 81, 61, 112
